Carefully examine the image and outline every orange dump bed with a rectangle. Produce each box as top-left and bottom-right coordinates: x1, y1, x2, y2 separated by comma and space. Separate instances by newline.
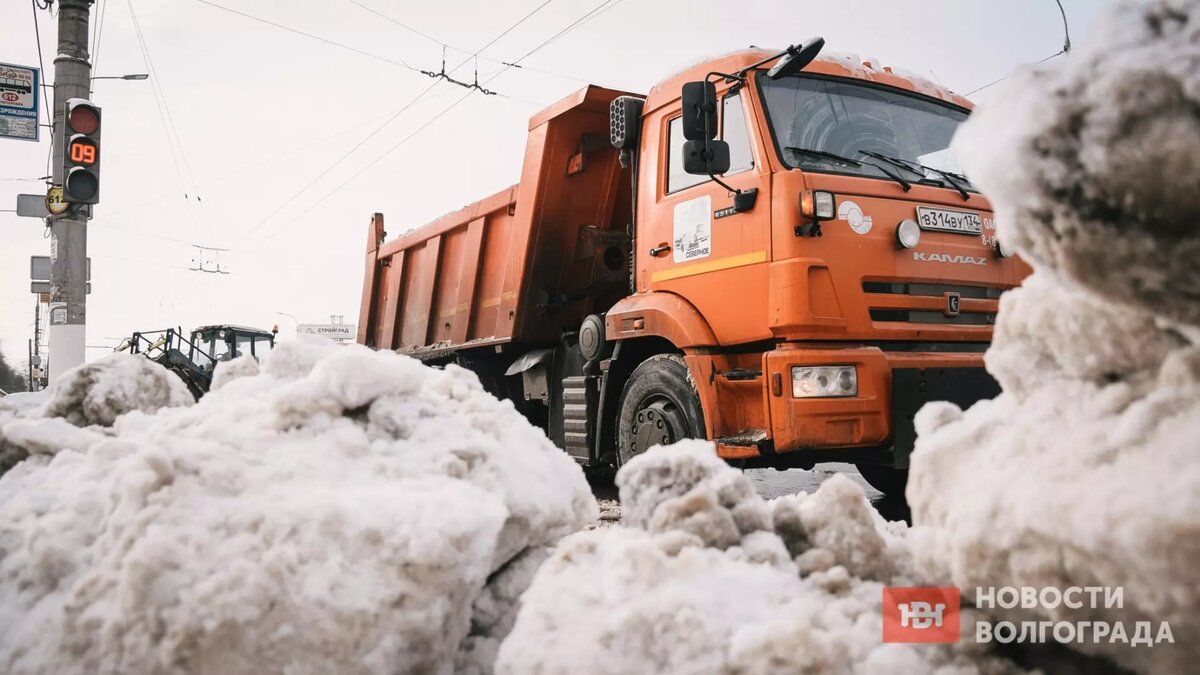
358, 86, 637, 355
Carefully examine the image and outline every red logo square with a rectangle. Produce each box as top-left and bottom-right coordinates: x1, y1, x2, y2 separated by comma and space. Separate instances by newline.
882, 587, 961, 643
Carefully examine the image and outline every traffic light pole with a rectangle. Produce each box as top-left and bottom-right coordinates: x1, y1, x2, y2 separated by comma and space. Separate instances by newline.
47, 0, 94, 381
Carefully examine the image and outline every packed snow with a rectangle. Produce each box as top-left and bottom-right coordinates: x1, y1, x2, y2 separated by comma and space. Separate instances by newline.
910, 1, 1200, 673
0, 341, 596, 674
0, 354, 192, 475
497, 441, 1018, 674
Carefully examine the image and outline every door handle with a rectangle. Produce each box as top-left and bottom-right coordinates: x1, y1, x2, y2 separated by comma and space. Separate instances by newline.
649, 244, 671, 257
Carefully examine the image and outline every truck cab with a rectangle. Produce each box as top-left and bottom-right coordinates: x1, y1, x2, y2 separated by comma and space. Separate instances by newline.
189, 324, 277, 367
358, 40, 1028, 497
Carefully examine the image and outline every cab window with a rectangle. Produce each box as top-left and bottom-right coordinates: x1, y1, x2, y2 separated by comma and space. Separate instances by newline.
666, 92, 755, 194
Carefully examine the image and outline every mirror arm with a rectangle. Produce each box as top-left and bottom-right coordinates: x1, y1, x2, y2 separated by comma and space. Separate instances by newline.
736, 47, 794, 78
704, 70, 743, 86
708, 173, 738, 194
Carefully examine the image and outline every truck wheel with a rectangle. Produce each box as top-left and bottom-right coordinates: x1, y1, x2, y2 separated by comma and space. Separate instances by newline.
855, 463, 909, 499
616, 354, 706, 467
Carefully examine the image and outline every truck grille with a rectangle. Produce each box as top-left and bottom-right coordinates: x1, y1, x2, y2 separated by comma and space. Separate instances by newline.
863, 281, 1004, 326
862, 281, 1003, 299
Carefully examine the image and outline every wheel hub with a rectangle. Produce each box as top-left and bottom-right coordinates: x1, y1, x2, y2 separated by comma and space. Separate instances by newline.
631, 399, 689, 454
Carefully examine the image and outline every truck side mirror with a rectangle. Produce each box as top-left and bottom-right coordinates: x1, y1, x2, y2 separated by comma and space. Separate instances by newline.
766, 37, 826, 79
683, 138, 731, 175
680, 81, 718, 141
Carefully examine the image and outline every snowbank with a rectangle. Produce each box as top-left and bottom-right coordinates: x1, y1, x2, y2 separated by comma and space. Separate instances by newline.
41, 352, 195, 426
0, 354, 192, 474
0, 341, 596, 674
497, 441, 1015, 674
910, 1, 1200, 672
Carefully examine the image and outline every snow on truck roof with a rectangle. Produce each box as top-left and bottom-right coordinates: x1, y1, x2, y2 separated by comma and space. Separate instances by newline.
643, 47, 973, 113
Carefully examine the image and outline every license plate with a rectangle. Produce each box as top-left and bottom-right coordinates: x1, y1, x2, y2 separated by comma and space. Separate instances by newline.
916, 207, 981, 235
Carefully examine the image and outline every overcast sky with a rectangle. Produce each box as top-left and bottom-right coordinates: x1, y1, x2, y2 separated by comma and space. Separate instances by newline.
1, 0, 1115, 369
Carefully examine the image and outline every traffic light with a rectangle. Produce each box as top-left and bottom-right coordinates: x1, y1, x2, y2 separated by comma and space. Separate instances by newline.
63, 98, 101, 204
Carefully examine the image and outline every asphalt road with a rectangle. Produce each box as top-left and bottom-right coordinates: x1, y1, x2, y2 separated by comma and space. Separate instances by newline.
746, 463, 911, 523
593, 462, 910, 526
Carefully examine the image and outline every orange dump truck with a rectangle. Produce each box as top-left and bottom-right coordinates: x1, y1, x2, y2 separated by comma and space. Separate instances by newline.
357, 40, 1028, 496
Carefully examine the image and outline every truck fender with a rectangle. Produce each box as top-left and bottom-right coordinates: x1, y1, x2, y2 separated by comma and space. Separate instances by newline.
604, 292, 718, 348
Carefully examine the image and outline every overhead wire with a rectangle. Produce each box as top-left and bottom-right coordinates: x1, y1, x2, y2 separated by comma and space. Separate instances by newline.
30, 0, 54, 176
89, 0, 109, 90
965, 0, 1071, 97
236, 0, 624, 256
224, 0, 567, 254
127, 0, 217, 242
194, 0, 422, 74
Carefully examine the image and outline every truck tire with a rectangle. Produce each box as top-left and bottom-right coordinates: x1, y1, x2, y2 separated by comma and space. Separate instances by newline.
616, 354, 706, 467
855, 463, 909, 499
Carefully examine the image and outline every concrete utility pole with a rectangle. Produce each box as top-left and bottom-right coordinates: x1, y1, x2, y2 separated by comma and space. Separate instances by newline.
47, 0, 94, 381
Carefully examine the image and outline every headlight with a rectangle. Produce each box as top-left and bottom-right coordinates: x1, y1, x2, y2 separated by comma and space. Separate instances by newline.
791, 365, 858, 398
800, 190, 835, 220
896, 219, 921, 249
995, 239, 1016, 258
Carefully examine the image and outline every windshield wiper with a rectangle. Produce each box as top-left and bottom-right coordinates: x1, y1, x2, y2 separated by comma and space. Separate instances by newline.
786, 146, 912, 192
861, 150, 971, 201
787, 145, 916, 190
784, 146, 862, 167
851, 150, 915, 192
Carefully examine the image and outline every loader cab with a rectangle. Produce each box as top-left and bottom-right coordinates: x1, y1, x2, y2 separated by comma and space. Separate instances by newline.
189, 325, 276, 366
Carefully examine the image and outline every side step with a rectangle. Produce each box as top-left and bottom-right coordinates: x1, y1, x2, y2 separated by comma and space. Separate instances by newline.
561, 375, 597, 462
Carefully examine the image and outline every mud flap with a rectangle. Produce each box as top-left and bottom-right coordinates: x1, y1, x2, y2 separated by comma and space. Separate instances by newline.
891, 367, 1000, 469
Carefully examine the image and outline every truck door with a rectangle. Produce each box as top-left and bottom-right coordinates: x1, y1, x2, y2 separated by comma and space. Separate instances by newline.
639, 89, 773, 345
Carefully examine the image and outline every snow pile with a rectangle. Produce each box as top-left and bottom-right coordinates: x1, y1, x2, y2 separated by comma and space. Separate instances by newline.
0, 340, 596, 674
910, 1, 1200, 672
497, 441, 1016, 674
41, 353, 195, 426
0, 354, 192, 475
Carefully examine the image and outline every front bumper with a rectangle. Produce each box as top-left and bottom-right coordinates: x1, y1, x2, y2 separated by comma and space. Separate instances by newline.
761, 345, 999, 466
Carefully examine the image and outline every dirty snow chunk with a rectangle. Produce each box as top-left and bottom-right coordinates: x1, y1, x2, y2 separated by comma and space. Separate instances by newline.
616, 439, 770, 548
499, 442, 1017, 674
984, 276, 1187, 397
209, 354, 259, 391
952, 0, 1200, 326
40, 353, 194, 427
1, 417, 107, 456
456, 545, 555, 675
797, 474, 895, 582
0, 341, 596, 674
911, 2, 1200, 672
908, 341, 1200, 674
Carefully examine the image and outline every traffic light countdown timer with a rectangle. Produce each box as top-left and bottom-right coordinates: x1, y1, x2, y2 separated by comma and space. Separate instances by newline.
63, 98, 101, 205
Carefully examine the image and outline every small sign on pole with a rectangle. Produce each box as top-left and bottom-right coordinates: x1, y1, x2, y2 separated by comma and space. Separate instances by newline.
17, 193, 49, 218
31, 255, 90, 281
0, 63, 39, 142
32, 281, 91, 295
45, 185, 68, 215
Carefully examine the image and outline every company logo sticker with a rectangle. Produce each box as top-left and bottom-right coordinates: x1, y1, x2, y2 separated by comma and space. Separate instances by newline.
838, 199, 872, 234
883, 586, 961, 643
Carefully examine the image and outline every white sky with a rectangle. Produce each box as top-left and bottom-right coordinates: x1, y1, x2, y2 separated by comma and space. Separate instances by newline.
0, 0, 1114, 368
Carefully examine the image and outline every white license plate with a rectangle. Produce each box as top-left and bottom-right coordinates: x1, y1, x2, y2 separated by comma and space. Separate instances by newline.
916, 207, 981, 235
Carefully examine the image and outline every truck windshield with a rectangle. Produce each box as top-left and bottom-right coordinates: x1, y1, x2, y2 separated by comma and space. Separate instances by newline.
759, 75, 971, 187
